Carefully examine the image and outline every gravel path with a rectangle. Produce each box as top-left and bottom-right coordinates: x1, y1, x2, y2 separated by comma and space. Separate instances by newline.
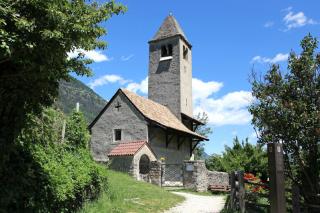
165, 192, 225, 213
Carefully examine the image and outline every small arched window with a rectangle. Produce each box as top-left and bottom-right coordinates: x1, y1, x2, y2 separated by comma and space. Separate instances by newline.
139, 154, 150, 174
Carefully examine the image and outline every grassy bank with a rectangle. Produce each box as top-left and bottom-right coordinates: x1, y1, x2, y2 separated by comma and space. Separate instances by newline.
80, 170, 184, 213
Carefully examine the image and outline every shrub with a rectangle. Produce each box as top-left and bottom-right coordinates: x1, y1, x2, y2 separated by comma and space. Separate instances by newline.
206, 137, 268, 179
0, 108, 107, 212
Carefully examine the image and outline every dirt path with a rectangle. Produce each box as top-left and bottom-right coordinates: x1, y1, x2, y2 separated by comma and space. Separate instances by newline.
165, 192, 226, 213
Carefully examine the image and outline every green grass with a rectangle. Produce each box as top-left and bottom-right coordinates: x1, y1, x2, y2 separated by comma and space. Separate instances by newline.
80, 170, 185, 213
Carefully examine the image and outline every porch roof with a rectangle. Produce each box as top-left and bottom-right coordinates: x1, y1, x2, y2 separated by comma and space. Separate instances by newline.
108, 140, 152, 157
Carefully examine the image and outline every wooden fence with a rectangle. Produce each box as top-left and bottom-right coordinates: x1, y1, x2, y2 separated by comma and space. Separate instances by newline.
229, 171, 320, 212
228, 143, 320, 213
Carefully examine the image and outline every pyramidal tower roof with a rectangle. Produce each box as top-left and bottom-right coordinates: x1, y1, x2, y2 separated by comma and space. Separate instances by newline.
149, 15, 191, 47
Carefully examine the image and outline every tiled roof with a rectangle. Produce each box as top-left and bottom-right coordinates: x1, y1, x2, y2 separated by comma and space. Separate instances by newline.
150, 15, 190, 46
181, 113, 205, 125
108, 141, 147, 156
121, 89, 207, 140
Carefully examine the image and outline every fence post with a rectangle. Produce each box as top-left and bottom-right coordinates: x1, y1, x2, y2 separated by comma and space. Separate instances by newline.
61, 119, 66, 143
230, 171, 236, 210
292, 184, 300, 213
238, 171, 245, 213
160, 163, 163, 187
268, 142, 286, 213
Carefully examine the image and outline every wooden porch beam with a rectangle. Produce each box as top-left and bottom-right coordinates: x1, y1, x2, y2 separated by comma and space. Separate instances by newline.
177, 136, 185, 150
191, 140, 201, 153
193, 124, 200, 132
166, 132, 174, 148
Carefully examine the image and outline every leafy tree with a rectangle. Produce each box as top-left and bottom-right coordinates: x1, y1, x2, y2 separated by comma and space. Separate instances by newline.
249, 34, 320, 206
194, 112, 213, 160
206, 137, 268, 179
0, 0, 125, 163
0, 1, 124, 210
65, 110, 90, 149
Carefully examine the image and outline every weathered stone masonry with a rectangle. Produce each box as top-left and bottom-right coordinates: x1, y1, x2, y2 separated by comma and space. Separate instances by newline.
90, 92, 148, 162
183, 160, 229, 192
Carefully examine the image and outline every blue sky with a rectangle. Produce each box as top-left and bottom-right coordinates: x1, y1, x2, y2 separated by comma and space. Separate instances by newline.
72, 0, 320, 155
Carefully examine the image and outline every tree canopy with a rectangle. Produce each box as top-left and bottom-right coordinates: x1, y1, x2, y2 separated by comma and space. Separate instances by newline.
0, 1, 125, 210
194, 112, 213, 160
0, 0, 125, 144
249, 34, 320, 205
206, 137, 268, 179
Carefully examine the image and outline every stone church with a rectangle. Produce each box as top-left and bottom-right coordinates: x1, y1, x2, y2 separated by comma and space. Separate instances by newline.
89, 15, 207, 178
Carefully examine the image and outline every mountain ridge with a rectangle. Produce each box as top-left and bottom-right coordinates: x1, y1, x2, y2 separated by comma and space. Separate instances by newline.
56, 77, 106, 123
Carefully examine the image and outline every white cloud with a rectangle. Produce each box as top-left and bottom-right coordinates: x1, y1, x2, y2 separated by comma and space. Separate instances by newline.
126, 77, 148, 94
68, 48, 112, 62
89, 75, 253, 126
264, 21, 274, 28
125, 77, 253, 126
192, 78, 223, 101
121, 54, 134, 61
282, 7, 317, 30
194, 90, 254, 126
192, 78, 253, 126
251, 53, 289, 64
88, 74, 129, 89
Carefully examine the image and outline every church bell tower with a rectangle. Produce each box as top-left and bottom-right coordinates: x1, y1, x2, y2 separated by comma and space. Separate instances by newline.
148, 15, 193, 120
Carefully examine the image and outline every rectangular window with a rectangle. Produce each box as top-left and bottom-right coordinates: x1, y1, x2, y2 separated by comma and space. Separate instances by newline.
114, 129, 121, 141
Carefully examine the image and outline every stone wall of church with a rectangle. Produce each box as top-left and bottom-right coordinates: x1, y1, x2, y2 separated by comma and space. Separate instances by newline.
148, 36, 182, 119
133, 145, 157, 180
90, 92, 148, 162
179, 39, 193, 117
108, 156, 134, 175
148, 127, 191, 164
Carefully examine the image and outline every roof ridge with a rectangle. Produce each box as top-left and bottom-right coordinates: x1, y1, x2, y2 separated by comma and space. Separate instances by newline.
107, 140, 157, 157
120, 89, 207, 141
118, 140, 147, 144
120, 88, 170, 110
150, 15, 189, 45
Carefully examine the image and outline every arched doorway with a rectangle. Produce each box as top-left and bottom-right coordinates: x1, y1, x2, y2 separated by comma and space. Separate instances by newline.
139, 154, 150, 174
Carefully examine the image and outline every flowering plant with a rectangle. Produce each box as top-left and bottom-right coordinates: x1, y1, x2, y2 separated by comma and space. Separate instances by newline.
244, 173, 268, 193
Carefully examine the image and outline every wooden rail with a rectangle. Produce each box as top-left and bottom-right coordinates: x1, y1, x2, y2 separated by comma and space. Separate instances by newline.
229, 171, 320, 213
226, 143, 319, 213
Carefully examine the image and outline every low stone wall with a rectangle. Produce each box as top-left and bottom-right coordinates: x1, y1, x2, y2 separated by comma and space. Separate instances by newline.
120, 159, 229, 191
149, 161, 162, 186
207, 170, 229, 186
183, 160, 208, 192
182, 160, 229, 192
